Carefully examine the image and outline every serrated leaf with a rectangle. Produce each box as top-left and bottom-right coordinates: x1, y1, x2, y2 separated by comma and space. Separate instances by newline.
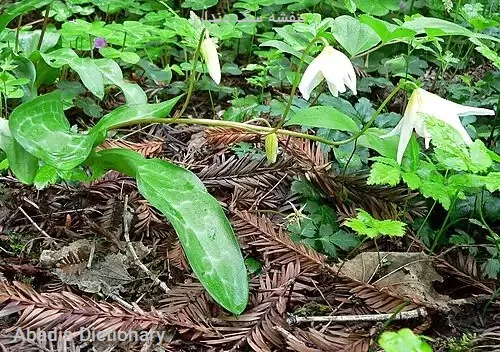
284, 106, 359, 133
93, 149, 248, 314
420, 181, 452, 209
368, 162, 401, 186
376, 219, 406, 237
344, 209, 406, 238
482, 259, 499, 279
330, 230, 360, 251
402, 172, 421, 189
33, 164, 59, 190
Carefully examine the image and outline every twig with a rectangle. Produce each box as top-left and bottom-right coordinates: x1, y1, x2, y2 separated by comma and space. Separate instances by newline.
18, 206, 51, 238
286, 308, 427, 325
273, 325, 311, 349
122, 195, 170, 293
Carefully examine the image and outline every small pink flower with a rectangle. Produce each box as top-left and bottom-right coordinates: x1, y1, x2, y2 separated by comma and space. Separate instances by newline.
93, 37, 107, 49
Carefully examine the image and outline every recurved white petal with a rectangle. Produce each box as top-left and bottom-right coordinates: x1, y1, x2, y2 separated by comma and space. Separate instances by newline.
455, 104, 495, 117
299, 57, 324, 100
396, 116, 414, 164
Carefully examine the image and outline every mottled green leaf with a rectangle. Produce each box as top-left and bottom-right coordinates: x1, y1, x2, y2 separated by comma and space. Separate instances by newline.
9, 92, 96, 170
93, 149, 249, 314
0, 119, 38, 184
90, 95, 182, 145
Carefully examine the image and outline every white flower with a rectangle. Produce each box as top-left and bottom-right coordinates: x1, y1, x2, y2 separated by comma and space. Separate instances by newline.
200, 31, 221, 84
381, 88, 495, 164
298, 46, 357, 100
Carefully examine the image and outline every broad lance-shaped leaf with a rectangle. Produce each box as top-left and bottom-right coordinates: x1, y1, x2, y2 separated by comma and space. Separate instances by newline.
92, 149, 249, 314
9, 92, 182, 172
9, 92, 96, 171
0, 119, 38, 184
90, 95, 182, 145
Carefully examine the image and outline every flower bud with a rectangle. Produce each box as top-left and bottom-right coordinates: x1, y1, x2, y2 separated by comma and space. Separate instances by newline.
265, 133, 278, 163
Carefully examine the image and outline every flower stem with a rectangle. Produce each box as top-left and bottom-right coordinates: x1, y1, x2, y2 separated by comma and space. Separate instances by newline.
171, 28, 206, 122
269, 36, 325, 133
37, 5, 50, 51
430, 192, 458, 252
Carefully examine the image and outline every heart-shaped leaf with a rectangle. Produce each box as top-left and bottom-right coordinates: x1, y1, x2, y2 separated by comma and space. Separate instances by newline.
332, 16, 381, 57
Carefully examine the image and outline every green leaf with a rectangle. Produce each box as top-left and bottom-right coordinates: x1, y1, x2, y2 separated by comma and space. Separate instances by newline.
344, 0, 357, 14
402, 172, 421, 189
332, 16, 381, 57
93, 149, 248, 314
9, 92, 96, 171
260, 40, 313, 63
90, 95, 182, 145
368, 162, 401, 186
420, 181, 452, 209
289, 221, 317, 238
99, 47, 141, 65
329, 230, 360, 251
0, 119, 38, 184
357, 128, 398, 159
181, 0, 218, 10
379, 328, 432, 352
94, 59, 147, 105
469, 140, 493, 172
41, 48, 105, 99
344, 209, 406, 239
377, 219, 406, 237
360, 15, 416, 43
284, 106, 359, 133
470, 38, 500, 69
402, 16, 500, 42
355, 0, 400, 16
482, 259, 500, 279
33, 164, 59, 190
0, 0, 53, 33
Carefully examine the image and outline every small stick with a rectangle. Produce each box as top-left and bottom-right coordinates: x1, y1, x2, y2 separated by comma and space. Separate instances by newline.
122, 195, 170, 293
87, 238, 96, 269
286, 308, 428, 325
273, 325, 312, 349
18, 206, 51, 238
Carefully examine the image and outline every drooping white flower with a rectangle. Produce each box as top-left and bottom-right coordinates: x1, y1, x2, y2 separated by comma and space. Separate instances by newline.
298, 46, 357, 100
381, 88, 495, 164
200, 31, 221, 84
